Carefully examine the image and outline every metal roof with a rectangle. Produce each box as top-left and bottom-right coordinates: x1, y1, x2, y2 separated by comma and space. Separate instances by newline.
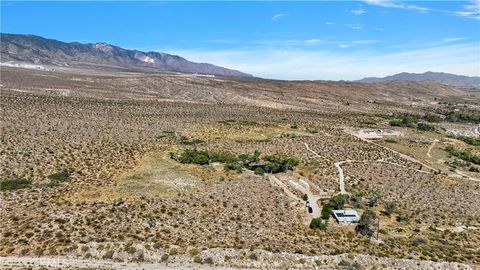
332, 209, 360, 223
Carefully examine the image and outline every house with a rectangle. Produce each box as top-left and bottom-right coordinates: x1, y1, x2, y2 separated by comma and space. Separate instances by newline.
332, 209, 360, 224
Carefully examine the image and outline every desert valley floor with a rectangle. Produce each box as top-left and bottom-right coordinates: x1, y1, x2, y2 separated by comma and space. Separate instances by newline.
1, 66, 479, 269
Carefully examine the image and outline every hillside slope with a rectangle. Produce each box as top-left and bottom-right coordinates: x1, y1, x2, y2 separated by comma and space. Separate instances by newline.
0, 33, 252, 77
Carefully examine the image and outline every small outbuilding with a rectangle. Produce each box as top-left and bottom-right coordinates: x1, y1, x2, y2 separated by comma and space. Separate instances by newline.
332, 209, 360, 224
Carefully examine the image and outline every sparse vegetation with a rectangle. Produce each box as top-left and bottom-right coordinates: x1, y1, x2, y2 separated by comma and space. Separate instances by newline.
0, 179, 32, 191
356, 210, 377, 237
445, 145, 480, 165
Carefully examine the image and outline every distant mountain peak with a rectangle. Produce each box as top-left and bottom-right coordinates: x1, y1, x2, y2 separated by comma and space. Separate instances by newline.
356, 71, 480, 92
1, 33, 252, 77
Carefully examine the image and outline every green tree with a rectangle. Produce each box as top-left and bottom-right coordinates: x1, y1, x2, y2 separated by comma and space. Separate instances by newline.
356, 210, 377, 237
309, 218, 328, 230
329, 194, 349, 210
321, 203, 333, 220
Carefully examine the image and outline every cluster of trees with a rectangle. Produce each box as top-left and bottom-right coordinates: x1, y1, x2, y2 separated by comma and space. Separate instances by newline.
263, 154, 300, 173
442, 110, 480, 124
314, 190, 404, 238
445, 146, 480, 165
388, 114, 435, 131
171, 149, 299, 174
390, 110, 480, 125
452, 135, 480, 146
171, 149, 237, 165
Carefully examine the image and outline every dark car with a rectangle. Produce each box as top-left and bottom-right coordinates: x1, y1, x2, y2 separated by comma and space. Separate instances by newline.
308, 206, 313, 213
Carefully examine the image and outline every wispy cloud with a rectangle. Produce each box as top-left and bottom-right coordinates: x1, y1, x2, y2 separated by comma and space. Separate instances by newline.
304, 39, 322, 45
454, 0, 480, 20
163, 42, 480, 80
363, 0, 430, 12
345, 23, 363, 30
365, 0, 480, 20
351, 6, 366, 15
352, 39, 379, 45
271, 13, 285, 21
442, 37, 468, 43
339, 44, 352, 49
325, 22, 335, 25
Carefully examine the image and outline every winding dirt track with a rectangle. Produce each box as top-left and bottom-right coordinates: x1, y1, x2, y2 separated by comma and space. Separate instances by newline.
427, 139, 439, 158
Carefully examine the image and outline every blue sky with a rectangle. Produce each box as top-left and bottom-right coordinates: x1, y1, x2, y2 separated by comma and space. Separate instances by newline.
2, 1, 479, 80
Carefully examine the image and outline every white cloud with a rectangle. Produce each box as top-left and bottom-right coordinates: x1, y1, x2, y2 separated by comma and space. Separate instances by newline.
363, 0, 429, 12
304, 39, 322, 45
352, 39, 379, 45
365, 0, 480, 20
442, 37, 467, 43
163, 42, 480, 80
325, 22, 335, 25
271, 13, 285, 21
351, 7, 366, 15
454, 0, 480, 20
345, 23, 363, 30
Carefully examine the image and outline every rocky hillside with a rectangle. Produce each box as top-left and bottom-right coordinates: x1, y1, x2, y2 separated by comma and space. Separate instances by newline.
0, 33, 252, 77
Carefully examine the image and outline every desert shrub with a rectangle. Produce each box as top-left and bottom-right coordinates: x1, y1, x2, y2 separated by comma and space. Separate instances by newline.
302, 194, 308, 201
423, 113, 442, 123
367, 189, 381, 207
309, 218, 328, 230
417, 123, 435, 131
383, 202, 396, 216
48, 169, 70, 182
455, 136, 480, 146
396, 212, 409, 223
445, 146, 480, 165
254, 167, 264, 175
349, 192, 364, 209
188, 248, 200, 256
0, 179, 32, 191
239, 120, 257, 126
306, 127, 318, 134
179, 137, 204, 145
356, 210, 377, 237
469, 166, 479, 172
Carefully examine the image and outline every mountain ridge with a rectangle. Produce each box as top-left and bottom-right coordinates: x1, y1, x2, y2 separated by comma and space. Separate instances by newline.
356, 71, 480, 91
0, 33, 252, 77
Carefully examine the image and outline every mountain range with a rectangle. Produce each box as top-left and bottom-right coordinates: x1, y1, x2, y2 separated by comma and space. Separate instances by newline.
357, 72, 480, 92
0, 33, 252, 78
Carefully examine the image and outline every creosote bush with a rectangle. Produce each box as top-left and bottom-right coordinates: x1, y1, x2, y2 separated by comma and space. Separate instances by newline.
0, 179, 32, 191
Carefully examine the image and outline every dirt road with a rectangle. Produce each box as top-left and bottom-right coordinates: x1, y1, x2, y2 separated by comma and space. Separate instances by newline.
334, 161, 351, 194
427, 139, 439, 158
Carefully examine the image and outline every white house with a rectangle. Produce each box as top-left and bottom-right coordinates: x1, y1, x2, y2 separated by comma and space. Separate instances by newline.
332, 209, 360, 224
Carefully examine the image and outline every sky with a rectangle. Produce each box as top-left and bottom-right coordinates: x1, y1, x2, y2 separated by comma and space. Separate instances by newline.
1, 1, 480, 80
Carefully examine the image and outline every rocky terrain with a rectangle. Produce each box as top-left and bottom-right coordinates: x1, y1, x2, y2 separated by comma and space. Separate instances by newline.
1, 66, 479, 269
